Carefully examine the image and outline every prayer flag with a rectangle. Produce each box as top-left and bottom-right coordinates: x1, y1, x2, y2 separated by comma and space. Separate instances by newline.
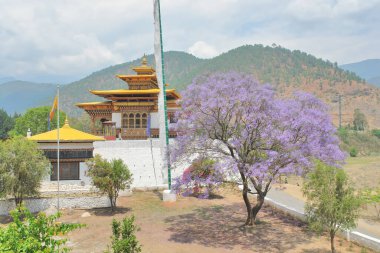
48, 96, 58, 130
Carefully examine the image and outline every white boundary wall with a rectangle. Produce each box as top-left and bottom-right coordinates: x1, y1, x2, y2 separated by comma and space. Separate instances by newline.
0, 196, 110, 215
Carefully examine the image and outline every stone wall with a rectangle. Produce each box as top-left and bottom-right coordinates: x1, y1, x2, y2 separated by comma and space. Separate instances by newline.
0, 196, 110, 216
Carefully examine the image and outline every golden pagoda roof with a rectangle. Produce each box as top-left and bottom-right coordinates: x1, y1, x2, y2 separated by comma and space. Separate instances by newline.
76, 101, 112, 108
89, 89, 181, 99
28, 118, 104, 142
130, 55, 155, 75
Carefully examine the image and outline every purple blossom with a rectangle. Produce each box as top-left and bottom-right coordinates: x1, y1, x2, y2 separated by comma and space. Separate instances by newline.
171, 72, 345, 224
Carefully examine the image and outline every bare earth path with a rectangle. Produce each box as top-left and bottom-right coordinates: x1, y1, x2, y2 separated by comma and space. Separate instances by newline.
59, 189, 372, 253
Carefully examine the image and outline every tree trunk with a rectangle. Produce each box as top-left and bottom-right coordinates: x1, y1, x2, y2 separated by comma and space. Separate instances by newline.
251, 194, 265, 222
14, 195, 23, 209
109, 195, 115, 212
242, 182, 252, 226
330, 230, 335, 253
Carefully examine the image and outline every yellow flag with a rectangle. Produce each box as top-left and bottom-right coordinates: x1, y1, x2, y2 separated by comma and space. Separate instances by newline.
49, 96, 58, 121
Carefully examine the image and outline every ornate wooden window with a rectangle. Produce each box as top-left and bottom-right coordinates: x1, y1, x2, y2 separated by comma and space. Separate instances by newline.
128, 113, 134, 128
122, 112, 148, 129
122, 113, 128, 128
51, 162, 80, 181
135, 113, 141, 128
142, 113, 148, 128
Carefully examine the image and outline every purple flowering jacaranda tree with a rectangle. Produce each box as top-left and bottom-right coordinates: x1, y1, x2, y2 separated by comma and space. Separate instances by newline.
171, 72, 345, 226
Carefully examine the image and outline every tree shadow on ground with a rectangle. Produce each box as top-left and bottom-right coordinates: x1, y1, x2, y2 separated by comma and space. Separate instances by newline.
89, 207, 131, 217
0, 215, 12, 224
302, 249, 330, 253
152, 190, 163, 200
164, 203, 314, 252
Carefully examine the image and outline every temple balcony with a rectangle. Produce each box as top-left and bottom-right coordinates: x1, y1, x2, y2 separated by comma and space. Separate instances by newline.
94, 127, 177, 140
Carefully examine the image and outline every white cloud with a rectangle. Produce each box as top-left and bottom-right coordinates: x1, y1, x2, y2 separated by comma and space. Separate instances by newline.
188, 41, 219, 59
0, 0, 379, 83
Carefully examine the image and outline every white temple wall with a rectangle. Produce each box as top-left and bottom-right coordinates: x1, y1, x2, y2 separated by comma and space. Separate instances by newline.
150, 112, 159, 128
41, 162, 93, 191
39, 140, 189, 191
112, 113, 122, 128
93, 140, 188, 189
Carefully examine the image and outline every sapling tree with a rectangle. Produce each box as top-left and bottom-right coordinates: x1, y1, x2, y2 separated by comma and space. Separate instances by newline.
303, 161, 361, 253
171, 72, 344, 225
87, 155, 133, 211
105, 215, 142, 253
0, 136, 49, 207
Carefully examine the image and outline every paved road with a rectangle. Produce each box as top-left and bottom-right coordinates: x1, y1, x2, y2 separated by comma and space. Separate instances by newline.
266, 188, 380, 241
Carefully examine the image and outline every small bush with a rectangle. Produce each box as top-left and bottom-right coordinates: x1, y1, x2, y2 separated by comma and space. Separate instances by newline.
0, 206, 83, 252
372, 129, 380, 139
349, 147, 358, 157
105, 215, 141, 253
87, 155, 133, 211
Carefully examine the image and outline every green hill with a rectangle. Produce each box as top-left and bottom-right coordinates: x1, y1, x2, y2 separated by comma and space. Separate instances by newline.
60, 45, 372, 117
3, 45, 380, 128
0, 81, 56, 114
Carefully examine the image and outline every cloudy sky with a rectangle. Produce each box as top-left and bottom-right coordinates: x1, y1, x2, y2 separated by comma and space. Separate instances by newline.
0, 0, 379, 84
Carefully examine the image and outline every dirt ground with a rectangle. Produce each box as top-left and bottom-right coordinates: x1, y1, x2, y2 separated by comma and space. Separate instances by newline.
58, 189, 372, 253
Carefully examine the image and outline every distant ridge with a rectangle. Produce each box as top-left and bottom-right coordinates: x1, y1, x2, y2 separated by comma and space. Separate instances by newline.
0, 76, 15, 85
0, 81, 56, 114
340, 59, 380, 87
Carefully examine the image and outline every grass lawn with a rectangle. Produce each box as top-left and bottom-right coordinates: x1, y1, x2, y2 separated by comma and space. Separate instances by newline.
57, 189, 372, 253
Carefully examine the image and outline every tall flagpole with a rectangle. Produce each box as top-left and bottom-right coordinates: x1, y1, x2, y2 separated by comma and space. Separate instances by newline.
154, 0, 172, 190
57, 85, 60, 210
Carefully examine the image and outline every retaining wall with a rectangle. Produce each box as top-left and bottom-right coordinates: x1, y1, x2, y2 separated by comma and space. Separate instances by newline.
0, 196, 110, 216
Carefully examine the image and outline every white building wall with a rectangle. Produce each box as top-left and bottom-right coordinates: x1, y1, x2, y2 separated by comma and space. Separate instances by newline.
93, 140, 188, 189
39, 140, 189, 191
150, 112, 159, 128
112, 113, 122, 128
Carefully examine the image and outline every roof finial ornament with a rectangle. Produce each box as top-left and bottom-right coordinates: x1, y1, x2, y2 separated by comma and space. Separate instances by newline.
64, 116, 69, 126
142, 54, 147, 66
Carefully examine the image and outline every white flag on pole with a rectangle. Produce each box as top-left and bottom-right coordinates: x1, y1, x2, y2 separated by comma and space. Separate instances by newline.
153, 0, 168, 184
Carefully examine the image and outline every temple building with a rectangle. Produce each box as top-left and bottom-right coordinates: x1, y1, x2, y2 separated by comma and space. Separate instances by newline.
76, 56, 181, 140
28, 119, 104, 189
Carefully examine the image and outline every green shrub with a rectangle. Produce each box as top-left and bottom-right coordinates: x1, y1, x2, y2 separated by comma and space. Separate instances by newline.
337, 130, 380, 156
349, 147, 358, 157
105, 215, 142, 253
87, 155, 133, 211
372, 129, 380, 139
0, 206, 83, 252
337, 127, 349, 144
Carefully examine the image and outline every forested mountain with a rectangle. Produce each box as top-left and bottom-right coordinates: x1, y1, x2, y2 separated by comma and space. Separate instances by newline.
3, 45, 380, 128
341, 59, 380, 87
0, 81, 56, 114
